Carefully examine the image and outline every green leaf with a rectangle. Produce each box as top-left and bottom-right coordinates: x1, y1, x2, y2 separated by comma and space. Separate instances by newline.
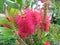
16, 0, 23, 10
6, 0, 18, 9
43, 38, 48, 42
0, 0, 4, 13
11, 0, 15, 2
10, 8, 15, 15
16, 0, 22, 4
10, 8, 18, 15
0, 17, 8, 24
0, 27, 13, 36
14, 9, 18, 15
0, 27, 14, 42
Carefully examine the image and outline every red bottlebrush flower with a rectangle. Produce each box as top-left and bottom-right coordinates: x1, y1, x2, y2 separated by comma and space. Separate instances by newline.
44, 16, 50, 31
18, 30, 27, 38
32, 10, 40, 25
14, 15, 22, 28
15, 8, 35, 38
38, 15, 50, 31
3, 24, 10, 28
6, 17, 12, 22
44, 41, 50, 45
24, 8, 35, 34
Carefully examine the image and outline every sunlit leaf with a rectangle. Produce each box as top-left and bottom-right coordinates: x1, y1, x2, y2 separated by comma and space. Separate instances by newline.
10, 8, 15, 15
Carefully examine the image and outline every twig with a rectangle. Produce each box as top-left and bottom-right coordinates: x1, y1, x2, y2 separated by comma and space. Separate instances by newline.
39, 0, 49, 41
14, 31, 27, 45
28, 35, 34, 45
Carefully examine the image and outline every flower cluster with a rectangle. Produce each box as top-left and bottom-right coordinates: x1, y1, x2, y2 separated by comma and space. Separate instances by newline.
14, 8, 50, 38
3, 8, 50, 38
